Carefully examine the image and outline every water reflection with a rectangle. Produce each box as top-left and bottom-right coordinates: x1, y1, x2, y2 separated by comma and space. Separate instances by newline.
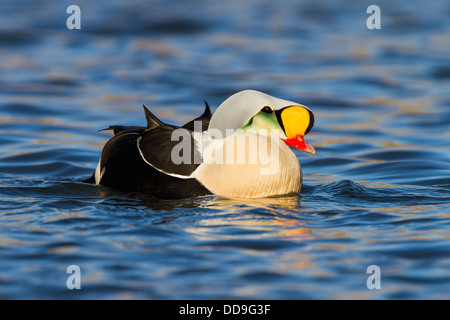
208, 194, 301, 210
0, 0, 449, 300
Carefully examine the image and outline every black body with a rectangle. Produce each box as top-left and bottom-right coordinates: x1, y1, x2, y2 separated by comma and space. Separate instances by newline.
85, 103, 213, 199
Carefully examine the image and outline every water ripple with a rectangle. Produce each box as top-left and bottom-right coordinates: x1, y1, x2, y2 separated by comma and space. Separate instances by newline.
0, 0, 449, 300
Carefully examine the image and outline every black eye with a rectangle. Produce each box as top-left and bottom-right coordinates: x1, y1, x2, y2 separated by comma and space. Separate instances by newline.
261, 106, 273, 113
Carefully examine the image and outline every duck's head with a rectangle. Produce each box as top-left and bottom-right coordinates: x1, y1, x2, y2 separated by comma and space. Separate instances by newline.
208, 90, 316, 155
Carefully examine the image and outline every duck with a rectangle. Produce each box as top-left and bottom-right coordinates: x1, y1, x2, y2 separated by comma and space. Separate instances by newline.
85, 90, 315, 199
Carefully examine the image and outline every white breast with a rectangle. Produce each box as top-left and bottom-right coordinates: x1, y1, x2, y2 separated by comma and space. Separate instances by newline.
193, 131, 302, 198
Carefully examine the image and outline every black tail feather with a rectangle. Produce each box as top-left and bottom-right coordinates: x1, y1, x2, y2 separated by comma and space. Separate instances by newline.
182, 100, 213, 131
202, 100, 212, 119
143, 105, 164, 130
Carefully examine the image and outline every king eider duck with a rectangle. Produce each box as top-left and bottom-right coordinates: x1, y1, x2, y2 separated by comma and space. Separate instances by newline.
85, 90, 315, 199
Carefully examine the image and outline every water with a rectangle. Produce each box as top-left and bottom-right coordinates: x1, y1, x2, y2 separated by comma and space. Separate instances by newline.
0, 0, 449, 299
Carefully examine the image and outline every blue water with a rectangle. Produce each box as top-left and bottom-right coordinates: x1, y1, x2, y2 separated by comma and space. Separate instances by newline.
0, 0, 449, 299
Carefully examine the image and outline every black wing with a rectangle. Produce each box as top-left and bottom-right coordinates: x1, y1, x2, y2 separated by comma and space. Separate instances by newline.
136, 101, 211, 177
137, 125, 201, 177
